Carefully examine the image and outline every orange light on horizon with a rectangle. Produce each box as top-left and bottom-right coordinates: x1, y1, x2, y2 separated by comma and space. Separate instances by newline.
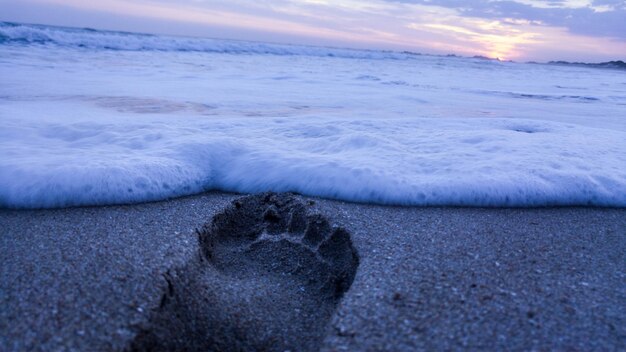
414, 21, 540, 60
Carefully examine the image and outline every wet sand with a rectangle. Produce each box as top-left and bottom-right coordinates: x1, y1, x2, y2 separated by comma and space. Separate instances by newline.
1, 192, 624, 351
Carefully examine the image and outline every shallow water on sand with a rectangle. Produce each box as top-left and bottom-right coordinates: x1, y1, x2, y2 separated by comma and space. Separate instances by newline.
1, 22, 625, 208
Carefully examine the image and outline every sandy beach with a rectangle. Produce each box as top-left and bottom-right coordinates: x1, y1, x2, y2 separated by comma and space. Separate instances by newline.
1, 192, 624, 351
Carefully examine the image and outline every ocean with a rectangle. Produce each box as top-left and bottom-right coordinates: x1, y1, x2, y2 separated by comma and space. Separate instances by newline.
1, 22, 625, 208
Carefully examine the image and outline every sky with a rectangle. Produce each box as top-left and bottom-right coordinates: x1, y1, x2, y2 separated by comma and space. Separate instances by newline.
1, 0, 625, 62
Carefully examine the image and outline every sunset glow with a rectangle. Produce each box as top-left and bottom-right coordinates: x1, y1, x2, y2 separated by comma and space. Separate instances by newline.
1, 0, 625, 61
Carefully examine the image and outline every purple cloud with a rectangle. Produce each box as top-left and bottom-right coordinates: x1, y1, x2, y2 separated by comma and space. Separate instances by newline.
391, 0, 626, 40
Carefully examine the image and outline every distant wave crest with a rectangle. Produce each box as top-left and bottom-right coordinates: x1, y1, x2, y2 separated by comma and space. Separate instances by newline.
0, 22, 417, 60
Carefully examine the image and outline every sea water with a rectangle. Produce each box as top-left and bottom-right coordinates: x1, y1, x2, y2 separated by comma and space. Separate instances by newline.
1, 22, 625, 208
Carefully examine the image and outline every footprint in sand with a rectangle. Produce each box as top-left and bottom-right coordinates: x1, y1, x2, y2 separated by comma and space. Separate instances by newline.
130, 193, 359, 352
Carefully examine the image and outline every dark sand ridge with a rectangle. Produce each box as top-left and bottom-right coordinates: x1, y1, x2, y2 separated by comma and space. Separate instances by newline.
1, 192, 624, 351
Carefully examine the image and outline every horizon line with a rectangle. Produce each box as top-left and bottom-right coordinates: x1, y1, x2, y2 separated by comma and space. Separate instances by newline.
2, 20, 625, 66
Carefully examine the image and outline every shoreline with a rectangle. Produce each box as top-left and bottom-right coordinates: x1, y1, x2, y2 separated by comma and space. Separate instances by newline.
1, 191, 625, 350
4, 189, 625, 211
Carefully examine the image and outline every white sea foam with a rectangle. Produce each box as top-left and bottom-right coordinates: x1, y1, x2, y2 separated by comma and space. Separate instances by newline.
1, 24, 625, 208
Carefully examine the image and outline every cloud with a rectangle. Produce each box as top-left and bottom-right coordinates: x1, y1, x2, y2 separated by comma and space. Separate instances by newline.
389, 0, 626, 39
28, 0, 404, 45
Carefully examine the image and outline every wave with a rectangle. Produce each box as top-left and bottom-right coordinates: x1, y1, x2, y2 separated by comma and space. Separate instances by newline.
0, 22, 420, 60
2, 109, 625, 209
